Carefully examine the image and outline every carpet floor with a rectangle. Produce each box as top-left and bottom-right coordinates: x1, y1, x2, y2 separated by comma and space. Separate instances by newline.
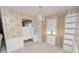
12, 42, 65, 53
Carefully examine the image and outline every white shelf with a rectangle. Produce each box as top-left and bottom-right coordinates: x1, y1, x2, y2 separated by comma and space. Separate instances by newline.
63, 12, 77, 52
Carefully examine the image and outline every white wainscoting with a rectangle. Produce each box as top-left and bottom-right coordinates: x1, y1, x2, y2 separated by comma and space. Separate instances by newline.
33, 33, 42, 42
5, 37, 24, 52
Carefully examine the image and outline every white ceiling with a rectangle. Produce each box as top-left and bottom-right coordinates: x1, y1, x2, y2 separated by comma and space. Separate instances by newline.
0, 6, 77, 16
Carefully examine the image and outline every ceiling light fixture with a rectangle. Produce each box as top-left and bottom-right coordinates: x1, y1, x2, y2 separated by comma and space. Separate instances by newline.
38, 6, 42, 21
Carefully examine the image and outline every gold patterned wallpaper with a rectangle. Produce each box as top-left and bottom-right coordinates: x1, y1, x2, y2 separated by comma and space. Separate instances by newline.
42, 16, 46, 42
56, 15, 65, 48
1, 8, 31, 39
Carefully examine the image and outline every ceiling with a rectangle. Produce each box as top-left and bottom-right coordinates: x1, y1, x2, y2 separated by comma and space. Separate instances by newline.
0, 6, 77, 16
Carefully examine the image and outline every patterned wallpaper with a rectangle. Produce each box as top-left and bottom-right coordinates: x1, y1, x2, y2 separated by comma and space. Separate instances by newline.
1, 8, 23, 39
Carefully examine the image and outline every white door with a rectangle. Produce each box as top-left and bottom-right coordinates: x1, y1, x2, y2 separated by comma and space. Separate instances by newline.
46, 18, 56, 46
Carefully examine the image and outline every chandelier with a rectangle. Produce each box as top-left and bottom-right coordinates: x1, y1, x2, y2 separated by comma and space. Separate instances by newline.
38, 6, 42, 21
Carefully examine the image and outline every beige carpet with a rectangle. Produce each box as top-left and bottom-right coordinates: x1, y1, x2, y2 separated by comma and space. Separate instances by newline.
12, 42, 65, 53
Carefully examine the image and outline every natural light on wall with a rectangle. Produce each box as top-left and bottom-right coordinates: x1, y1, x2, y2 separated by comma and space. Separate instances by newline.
47, 31, 56, 35
53, 31, 56, 35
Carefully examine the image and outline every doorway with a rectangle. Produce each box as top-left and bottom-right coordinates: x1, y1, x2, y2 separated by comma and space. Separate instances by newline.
46, 17, 56, 46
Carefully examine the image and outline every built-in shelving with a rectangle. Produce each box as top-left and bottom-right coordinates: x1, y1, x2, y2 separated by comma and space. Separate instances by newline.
63, 12, 77, 52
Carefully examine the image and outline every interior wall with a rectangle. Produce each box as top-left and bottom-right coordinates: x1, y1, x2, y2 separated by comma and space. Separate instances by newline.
74, 8, 79, 52
42, 16, 46, 42
33, 16, 46, 42
55, 15, 65, 48
33, 16, 38, 33
0, 8, 32, 52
